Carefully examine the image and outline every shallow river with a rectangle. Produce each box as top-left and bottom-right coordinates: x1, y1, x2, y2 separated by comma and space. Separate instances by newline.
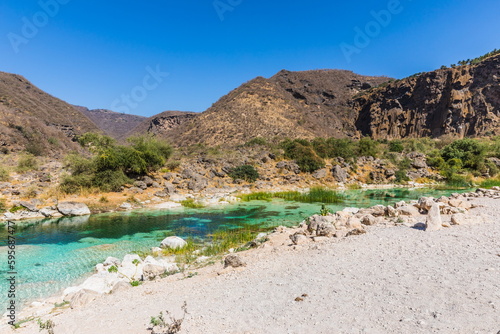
0, 188, 467, 309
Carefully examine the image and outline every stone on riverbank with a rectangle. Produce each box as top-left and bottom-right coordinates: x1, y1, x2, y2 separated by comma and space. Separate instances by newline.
57, 202, 91, 216
160, 236, 188, 249
425, 204, 442, 231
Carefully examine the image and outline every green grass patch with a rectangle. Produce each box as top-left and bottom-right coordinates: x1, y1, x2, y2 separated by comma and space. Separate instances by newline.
180, 198, 205, 208
9, 205, 24, 213
0, 166, 10, 181
479, 178, 500, 189
202, 226, 264, 257
239, 187, 344, 204
238, 192, 274, 201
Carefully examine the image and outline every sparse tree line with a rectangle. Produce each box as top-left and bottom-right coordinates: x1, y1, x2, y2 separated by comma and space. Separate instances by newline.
2, 132, 500, 196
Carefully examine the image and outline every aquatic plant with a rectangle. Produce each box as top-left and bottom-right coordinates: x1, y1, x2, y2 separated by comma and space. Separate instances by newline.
239, 187, 344, 204
274, 187, 344, 203
201, 227, 263, 257
238, 192, 273, 201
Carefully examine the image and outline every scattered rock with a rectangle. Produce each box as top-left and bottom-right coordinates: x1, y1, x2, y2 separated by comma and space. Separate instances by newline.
120, 202, 132, 210
57, 202, 91, 216
396, 205, 419, 216
224, 254, 246, 268
142, 264, 166, 280
290, 232, 309, 245
360, 214, 377, 226
133, 181, 148, 190
418, 197, 435, 212
332, 165, 348, 183
70, 289, 100, 308
312, 169, 327, 179
160, 236, 187, 249
347, 228, 366, 236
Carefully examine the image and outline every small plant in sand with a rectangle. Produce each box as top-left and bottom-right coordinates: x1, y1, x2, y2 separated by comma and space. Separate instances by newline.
37, 318, 55, 334
108, 265, 118, 273
149, 302, 188, 334
319, 204, 331, 216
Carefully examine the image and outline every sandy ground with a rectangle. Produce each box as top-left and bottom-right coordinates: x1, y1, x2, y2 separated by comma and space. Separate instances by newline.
8, 198, 500, 334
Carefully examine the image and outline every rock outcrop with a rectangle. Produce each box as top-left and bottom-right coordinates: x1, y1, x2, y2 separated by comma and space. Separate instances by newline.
355, 54, 500, 139
57, 202, 91, 216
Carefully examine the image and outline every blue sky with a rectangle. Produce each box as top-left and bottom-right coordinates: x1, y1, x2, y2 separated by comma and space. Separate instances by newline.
1, 0, 499, 116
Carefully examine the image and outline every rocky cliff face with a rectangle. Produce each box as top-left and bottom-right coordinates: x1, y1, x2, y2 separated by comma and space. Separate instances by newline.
124, 110, 197, 140
162, 70, 389, 146
354, 54, 500, 139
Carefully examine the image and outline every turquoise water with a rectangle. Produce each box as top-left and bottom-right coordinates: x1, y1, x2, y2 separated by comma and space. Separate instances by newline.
0, 188, 467, 309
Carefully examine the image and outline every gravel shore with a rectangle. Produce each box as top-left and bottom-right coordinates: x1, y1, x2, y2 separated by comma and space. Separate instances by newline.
8, 197, 500, 334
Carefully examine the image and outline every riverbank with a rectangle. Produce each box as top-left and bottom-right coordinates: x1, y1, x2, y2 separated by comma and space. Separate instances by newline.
0, 181, 460, 223
5, 189, 500, 333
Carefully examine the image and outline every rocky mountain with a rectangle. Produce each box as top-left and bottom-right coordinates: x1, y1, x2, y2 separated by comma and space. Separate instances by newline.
354, 54, 500, 139
124, 110, 197, 140
74, 106, 147, 140
132, 53, 500, 147
159, 70, 389, 146
0, 72, 100, 156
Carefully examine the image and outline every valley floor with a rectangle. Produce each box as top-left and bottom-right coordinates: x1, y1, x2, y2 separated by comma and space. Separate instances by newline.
8, 198, 500, 334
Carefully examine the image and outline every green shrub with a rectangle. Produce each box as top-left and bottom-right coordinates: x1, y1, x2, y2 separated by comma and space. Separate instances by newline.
395, 170, 410, 183
441, 139, 486, 170
93, 170, 131, 192
402, 138, 436, 154
166, 160, 181, 171
62, 134, 174, 193
0, 167, 9, 181
445, 173, 471, 188
244, 137, 268, 147
26, 141, 44, 156
388, 140, 404, 153
358, 137, 379, 158
228, 165, 260, 182
78, 132, 116, 152
47, 137, 59, 146
60, 174, 93, 194
311, 138, 329, 158
326, 138, 357, 160
17, 155, 38, 173
0, 198, 6, 212
281, 140, 325, 173
128, 136, 173, 171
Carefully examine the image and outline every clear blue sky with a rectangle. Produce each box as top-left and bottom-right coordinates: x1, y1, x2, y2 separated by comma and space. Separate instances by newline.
1, 0, 499, 116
